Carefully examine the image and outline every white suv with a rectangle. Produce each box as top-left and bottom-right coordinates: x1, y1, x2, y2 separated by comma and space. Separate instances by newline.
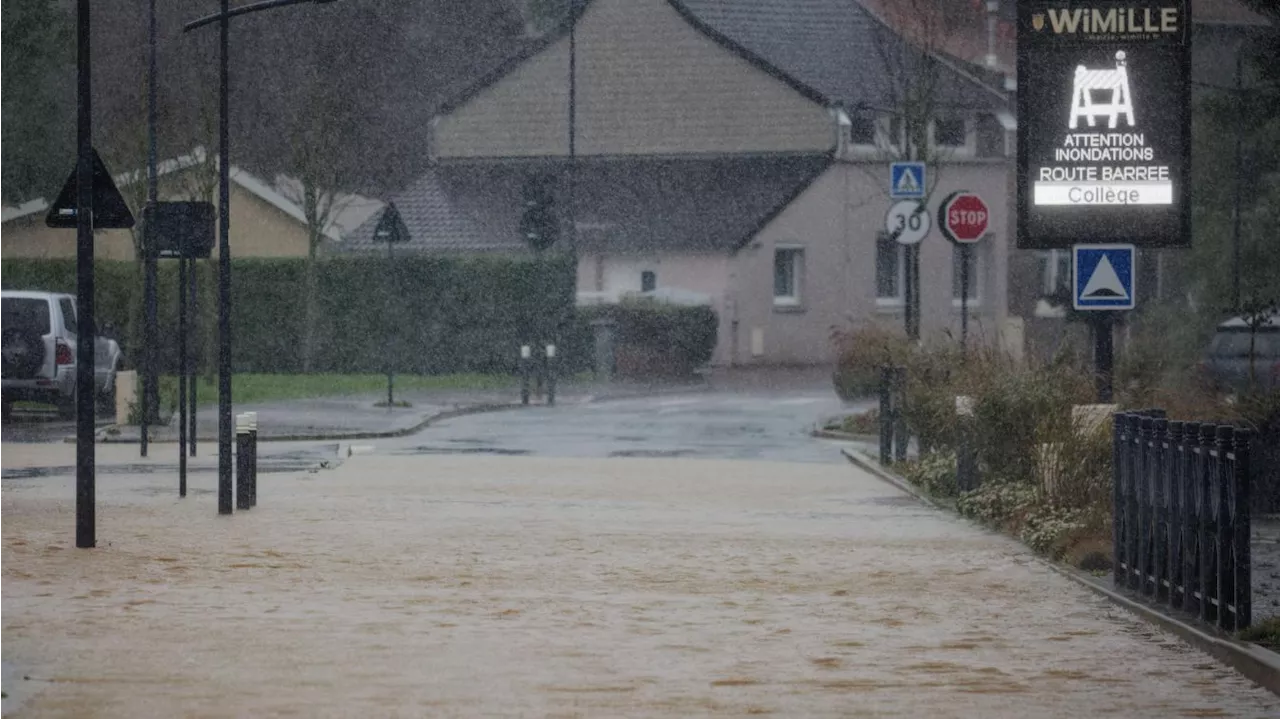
2, 290, 125, 420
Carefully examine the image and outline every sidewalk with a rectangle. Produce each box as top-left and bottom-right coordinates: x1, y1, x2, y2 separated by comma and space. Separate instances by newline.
3, 454, 1277, 717
97, 376, 712, 443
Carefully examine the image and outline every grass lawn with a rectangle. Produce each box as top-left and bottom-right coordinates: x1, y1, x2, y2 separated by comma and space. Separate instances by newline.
163, 373, 521, 407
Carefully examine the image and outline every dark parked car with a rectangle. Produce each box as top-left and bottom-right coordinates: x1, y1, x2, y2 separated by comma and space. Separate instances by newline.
1200, 314, 1280, 394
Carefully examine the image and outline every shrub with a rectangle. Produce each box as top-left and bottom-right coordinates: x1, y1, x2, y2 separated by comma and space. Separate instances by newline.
580, 299, 717, 377
902, 451, 959, 498
957, 480, 1040, 532
830, 323, 913, 400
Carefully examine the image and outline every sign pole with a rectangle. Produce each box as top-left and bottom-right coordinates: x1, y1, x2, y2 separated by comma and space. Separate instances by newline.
961, 244, 970, 353
74, 0, 95, 549
189, 262, 198, 457
386, 232, 394, 408
1095, 312, 1114, 402
178, 257, 189, 497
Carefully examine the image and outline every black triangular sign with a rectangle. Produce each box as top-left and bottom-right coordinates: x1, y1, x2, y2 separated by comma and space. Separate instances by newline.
373, 202, 409, 244
45, 148, 136, 229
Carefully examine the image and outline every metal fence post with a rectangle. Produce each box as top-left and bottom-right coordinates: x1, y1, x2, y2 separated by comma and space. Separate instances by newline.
1153, 418, 1169, 601
1184, 421, 1203, 618
1215, 425, 1235, 631
1199, 423, 1217, 625
1233, 428, 1253, 630
1168, 421, 1185, 611
1136, 417, 1153, 594
1112, 413, 1126, 588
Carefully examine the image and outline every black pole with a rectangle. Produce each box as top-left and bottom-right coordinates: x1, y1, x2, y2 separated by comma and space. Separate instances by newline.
1231, 50, 1244, 313
178, 257, 189, 497
142, 0, 158, 458
74, 0, 95, 549
904, 245, 920, 341
386, 236, 394, 408
960, 244, 970, 352
217, 0, 234, 516
1095, 312, 1114, 402
189, 262, 198, 456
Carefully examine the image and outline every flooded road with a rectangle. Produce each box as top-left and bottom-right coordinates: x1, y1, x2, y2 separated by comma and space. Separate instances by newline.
4, 447, 1278, 716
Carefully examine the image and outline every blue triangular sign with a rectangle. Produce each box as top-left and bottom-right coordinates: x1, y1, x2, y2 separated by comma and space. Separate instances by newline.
45, 148, 136, 230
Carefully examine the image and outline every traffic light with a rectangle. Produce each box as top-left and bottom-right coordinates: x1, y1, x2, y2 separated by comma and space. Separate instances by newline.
520, 173, 559, 253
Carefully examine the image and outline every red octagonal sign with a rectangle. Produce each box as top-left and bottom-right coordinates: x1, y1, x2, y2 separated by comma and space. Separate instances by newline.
939, 191, 988, 245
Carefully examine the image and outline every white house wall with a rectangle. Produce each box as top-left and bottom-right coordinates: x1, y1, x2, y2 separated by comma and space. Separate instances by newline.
729, 161, 1013, 365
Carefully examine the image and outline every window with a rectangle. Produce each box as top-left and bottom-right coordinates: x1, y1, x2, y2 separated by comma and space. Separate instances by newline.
875, 232, 905, 304
640, 270, 656, 293
2, 297, 51, 335
1039, 250, 1072, 296
952, 245, 982, 305
773, 247, 803, 306
885, 116, 904, 151
933, 116, 967, 148
849, 116, 876, 145
59, 298, 77, 334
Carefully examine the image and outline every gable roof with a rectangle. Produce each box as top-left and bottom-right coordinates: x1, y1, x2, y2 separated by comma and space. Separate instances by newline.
434, 0, 1006, 122
340, 154, 832, 255
1, 147, 383, 243
671, 0, 1007, 113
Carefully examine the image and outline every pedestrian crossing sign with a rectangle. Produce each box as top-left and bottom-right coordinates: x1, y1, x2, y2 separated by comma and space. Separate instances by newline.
1073, 244, 1135, 311
890, 162, 926, 199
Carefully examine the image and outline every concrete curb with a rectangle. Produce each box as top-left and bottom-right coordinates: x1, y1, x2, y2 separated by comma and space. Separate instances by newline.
88, 402, 522, 445
840, 447, 1280, 697
815, 429, 879, 443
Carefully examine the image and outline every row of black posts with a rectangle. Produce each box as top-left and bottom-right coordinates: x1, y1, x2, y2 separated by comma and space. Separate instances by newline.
234, 411, 258, 511
1113, 410, 1253, 631
520, 344, 558, 407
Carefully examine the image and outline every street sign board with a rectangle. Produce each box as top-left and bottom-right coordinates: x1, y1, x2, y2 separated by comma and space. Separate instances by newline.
1074, 244, 1136, 310
374, 202, 409, 244
889, 162, 926, 199
939, 191, 989, 244
885, 200, 930, 245
45, 148, 135, 230
146, 201, 215, 259
1016, 1, 1191, 249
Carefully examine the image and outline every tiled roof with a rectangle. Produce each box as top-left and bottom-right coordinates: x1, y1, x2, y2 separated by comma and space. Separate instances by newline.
340, 154, 832, 254
669, 0, 1008, 113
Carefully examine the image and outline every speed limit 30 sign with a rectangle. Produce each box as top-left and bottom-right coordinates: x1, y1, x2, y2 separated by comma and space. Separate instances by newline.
885, 200, 931, 246
938, 191, 989, 244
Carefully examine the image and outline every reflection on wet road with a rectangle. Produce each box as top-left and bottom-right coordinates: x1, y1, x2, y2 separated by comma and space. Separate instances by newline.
384, 393, 865, 464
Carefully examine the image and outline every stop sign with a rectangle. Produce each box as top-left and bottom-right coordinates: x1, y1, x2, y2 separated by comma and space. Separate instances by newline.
939, 191, 989, 244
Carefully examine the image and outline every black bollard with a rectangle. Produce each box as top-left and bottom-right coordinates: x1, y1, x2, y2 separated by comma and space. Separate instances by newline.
520, 345, 531, 406
235, 414, 250, 511
879, 365, 893, 465
545, 344, 557, 407
247, 411, 258, 508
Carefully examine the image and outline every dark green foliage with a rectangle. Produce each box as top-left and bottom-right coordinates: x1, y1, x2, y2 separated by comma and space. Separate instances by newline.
2, 255, 578, 375
580, 300, 718, 371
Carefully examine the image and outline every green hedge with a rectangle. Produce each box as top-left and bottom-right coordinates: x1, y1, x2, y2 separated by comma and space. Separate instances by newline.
579, 300, 718, 373
2, 256, 580, 375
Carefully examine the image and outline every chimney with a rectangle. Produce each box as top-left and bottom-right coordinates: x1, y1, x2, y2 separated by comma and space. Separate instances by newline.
985, 0, 999, 69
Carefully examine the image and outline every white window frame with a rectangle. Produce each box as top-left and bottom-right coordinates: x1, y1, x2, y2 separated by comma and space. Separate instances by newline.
875, 232, 906, 307
773, 246, 804, 307
1042, 249, 1072, 295
951, 243, 984, 307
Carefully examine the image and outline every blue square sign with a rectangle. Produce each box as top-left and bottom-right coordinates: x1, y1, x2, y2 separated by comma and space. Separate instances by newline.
890, 162, 925, 199
1074, 244, 1136, 311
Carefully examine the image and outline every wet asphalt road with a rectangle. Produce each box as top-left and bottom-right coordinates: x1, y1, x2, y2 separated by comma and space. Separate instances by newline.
378, 392, 868, 464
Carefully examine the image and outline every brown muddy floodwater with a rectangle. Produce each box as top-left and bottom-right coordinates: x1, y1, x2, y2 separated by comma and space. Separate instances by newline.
3, 455, 1278, 717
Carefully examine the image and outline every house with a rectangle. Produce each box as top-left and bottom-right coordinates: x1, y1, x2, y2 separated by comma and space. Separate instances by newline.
346, 0, 1016, 367
1, 148, 382, 261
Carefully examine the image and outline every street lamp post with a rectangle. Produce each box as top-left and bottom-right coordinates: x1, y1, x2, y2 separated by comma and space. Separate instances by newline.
183, 0, 339, 515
